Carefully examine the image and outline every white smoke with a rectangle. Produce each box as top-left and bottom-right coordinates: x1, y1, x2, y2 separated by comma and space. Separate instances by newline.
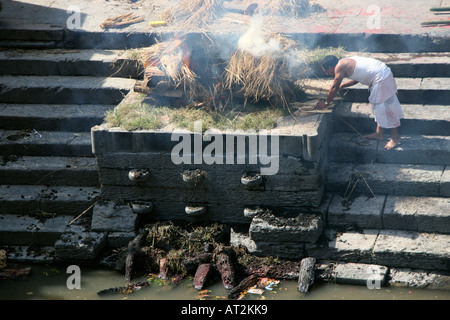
237, 14, 281, 58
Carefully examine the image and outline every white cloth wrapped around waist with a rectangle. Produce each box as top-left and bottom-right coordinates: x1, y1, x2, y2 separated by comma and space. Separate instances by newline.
368, 71, 398, 104
371, 94, 404, 129
368, 71, 403, 129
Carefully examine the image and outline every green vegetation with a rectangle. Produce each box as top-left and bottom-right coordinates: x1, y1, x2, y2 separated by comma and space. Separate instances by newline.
105, 93, 165, 131
302, 45, 347, 64
105, 92, 284, 132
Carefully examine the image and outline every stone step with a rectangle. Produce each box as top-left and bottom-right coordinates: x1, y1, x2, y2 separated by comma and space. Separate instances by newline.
333, 102, 450, 135
0, 75, 135, 105
348, 52, 450, 78
0, 40, 58, 49
0, 21, 64, 43
307, 229, 450, 271
0, 130, 92, 157
231, 227, 450, 271
0, 214, 72, 246
0, 104, 114, 132
2, 227, 108, 264
0, 185, 100, 216
0, 49, 142, 78
0, 156, 99, 187
329, 132, 450, 165
326, 162, 449, 198
3, 245, 55, 264
306, 77, 450, 105
249, 210, 323, 244
347, 77, 450, 105
326, 194, 450, 234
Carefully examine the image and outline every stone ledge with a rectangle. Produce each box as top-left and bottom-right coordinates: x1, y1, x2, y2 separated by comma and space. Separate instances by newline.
3, 245, 55, 264
230, 228, 305, 259
0, 49, 141, 78
441, 167, 450, 197
384, 196, 450, 234
0, 104, 115, 133
0, 155, 99, 187
328, 194, 385, 229
91, 201, 138, 233
333, 103, 450, 136
249, 211, 323, 244
54, 225, 107, 263
307, 229, 379, 264
0, 214, 72, 246
372, 230, 450, 271
0, 185, 100, 215
327, 162, 445, 197
91, 113, 331, 162
0, 130, 93, 157
326, 194, 450, 234
389, 268, 450, 289
317, 262, 388, 287
0, 75, 135, 104
329, 132, 450, 165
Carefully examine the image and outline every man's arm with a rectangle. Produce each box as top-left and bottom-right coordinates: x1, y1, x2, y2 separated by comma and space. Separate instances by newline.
326, 69, 345, 105
339, 79, 359, 89
316, 64, 346, 110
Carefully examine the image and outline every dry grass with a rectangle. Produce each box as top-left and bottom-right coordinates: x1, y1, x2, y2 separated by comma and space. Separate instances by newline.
100, 13, 144, 29
301, 45, 347, 64
260, 0, 311, 17
223, 32, 307, 108
161, 0, 225, 28
224, 50, 290, 107
140, 39, 209, 100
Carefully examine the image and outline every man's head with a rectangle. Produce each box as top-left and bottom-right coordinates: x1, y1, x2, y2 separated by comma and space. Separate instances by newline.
320, 55, 339, 77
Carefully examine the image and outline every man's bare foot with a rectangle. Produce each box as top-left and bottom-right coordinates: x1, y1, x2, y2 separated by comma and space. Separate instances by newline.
364, 132, 384, 140
384, 138, 400, 150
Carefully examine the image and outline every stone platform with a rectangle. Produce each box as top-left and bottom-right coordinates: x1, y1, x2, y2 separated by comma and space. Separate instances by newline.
91, 108, 332, 225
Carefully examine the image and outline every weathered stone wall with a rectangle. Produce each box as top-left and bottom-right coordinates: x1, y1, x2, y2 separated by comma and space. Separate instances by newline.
90, 113, 332, 253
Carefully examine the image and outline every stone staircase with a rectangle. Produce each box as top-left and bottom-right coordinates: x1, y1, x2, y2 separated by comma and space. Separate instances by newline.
0, 27, 448, 274
232, 52, 449, 273
0, 47, 138, 262
321, 52, 450, 271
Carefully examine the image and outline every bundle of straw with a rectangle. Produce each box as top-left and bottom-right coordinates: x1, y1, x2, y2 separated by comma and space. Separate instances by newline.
141, 39, 209, 100
161, 0, 225, 29
223, 33, 307, 108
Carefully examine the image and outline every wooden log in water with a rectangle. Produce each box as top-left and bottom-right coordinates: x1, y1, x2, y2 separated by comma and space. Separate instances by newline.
228, 273, 259, 300
0, 266, 31, 279
297, 257, 316, 295
115, 228, 148, 281
215, 246, 235, 290
182, 252, 213, 273
158, 257, 170, 280
193, 263, 212, 290
97, 281, 149, 296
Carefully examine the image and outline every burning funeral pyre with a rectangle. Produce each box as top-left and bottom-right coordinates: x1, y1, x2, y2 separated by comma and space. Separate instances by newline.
136, 20, 309, 111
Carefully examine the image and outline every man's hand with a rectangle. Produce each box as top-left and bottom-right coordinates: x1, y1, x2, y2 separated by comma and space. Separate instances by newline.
315, 100, 327, 110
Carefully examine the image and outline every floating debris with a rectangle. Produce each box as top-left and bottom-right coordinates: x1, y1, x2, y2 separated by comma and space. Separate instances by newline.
236, 277, 281, 299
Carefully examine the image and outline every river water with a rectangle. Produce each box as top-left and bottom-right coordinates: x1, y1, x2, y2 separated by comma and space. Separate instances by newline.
0, 264, 449, 301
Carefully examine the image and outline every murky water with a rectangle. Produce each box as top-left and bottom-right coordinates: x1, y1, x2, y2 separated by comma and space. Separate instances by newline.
1, 265, 449, 301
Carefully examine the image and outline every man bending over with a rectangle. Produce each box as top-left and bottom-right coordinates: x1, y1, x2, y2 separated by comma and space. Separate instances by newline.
316, 55, 404, 150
